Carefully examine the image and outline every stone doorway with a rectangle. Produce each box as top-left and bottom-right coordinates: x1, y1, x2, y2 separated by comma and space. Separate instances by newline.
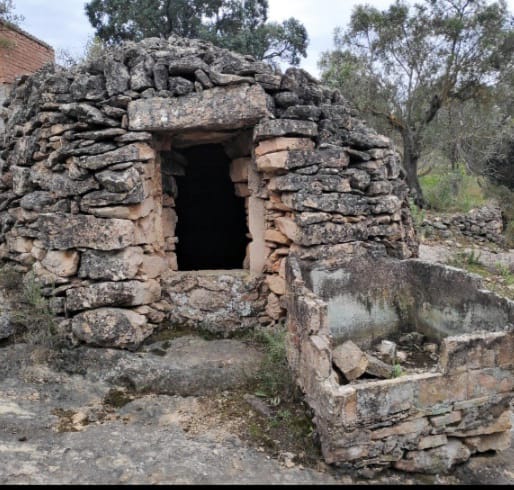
173, 143, 248, 271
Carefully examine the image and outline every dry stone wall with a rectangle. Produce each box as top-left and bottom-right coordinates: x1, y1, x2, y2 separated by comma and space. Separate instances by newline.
0, 35, 417, 347
421, 204, 505, 245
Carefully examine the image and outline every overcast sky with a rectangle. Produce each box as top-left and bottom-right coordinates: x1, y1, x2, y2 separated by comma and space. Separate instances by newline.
11, 0, 514, 78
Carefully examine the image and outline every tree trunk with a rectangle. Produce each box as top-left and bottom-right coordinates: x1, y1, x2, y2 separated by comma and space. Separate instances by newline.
402, 131, 427, 208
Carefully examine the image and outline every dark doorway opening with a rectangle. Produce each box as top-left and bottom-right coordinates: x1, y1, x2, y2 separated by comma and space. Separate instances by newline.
175, 144, 248, 271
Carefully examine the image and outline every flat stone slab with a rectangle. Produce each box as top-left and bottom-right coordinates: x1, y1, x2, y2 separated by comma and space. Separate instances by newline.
59, 335, 264, 396
127, 84, 269, 132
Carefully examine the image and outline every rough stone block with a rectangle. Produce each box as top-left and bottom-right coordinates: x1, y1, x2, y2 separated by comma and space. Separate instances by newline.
78, 247, 144, 281
418, 434, 448, 450
332, 340, 368, 381
264, 229, 290, 245
161, 207, 177, 239
439, 332, 507, 374
275, 217, 300, 243
371, 417, 428, 440
430, 410, 462, 428
253, 119, 318, 142
31, 165, 100, 196
300, 335, 332, 380
88, 197, 155, 220
12, 166, 32, 196
42, 250, 80, 277
254, 137, 314, 157
66, 280, 161, 311
139, 255, 167, 279
467, 367, 513, 399
77, 143, 154, 171
255, 151, 289, 172
394, 439, 471, 474
229, 158, 249, 182
448, 410, 511, 437
71, 307, 151, 350
355, 377, 415, 421
189, 288, 227, 311
265, 292, 282, 320
6, 235, 33, 254
128, 84, 269, 132
497, 332, 514, 368
96, 167, 142, 193
266, 275, 286, 295
37, 213, 136, 251
365, 353, 393, 379
416, 372, 467, 408
464, 430, 511, 453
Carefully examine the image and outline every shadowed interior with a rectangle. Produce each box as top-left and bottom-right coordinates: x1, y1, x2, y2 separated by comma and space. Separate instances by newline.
175, 144, 248, 271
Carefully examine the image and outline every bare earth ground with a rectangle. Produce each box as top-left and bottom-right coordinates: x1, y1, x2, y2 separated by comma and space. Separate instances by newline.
0, 233, 513, 484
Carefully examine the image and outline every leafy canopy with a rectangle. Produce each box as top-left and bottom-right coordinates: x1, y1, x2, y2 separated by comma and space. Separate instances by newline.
319, 0, 513, 205
0, 0, 24, 25
321, 0, 513, 134
85, 0, 308, 66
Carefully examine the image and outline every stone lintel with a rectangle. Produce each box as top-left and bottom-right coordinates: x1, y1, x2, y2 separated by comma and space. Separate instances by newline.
127, 84, 270, 132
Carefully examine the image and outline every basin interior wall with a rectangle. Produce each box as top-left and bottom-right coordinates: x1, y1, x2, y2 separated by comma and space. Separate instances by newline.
305, 258, 514, 346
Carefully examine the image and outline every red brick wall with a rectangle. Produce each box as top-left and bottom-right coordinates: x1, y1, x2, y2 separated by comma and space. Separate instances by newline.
0, 21, 54, 84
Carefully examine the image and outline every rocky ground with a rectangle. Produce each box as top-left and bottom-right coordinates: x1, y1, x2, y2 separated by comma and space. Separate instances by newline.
1, 229, 513, 484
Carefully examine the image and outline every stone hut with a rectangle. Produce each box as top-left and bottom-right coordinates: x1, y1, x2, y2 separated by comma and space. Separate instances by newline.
0, 35, 418, 349
1, 36, 512, 474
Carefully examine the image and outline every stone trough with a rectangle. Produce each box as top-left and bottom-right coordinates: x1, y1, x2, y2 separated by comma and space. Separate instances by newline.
286, 253, 514, 473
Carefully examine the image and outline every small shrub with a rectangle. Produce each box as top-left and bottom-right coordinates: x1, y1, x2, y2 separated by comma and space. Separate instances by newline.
420, 166, 486, 212
495, 262, 510, 277
391, 363, 403, 378
252, 326, 294, 401
409, 198, 426, 229
12, 272, 59, 348
0, 264, 24, 291
449, 249, 483, 269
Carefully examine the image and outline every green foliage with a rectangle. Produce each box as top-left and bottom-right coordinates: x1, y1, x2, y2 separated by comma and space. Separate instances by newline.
84, 0, 308, 66
485, 137, 514, 191
391, 363, 403, 378
320, 0, 514, 205
253, 326, 293, 401
0, 0, 24, 25
12, 272, 59, 348
495, 262, 514, 284
449, 249, 484, 272
420, 166, 487, 212
409, 198, 426, 228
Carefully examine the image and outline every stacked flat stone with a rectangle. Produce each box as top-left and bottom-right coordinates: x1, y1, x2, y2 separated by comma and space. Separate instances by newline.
450, 205, 504, 243
421, 205, 505, 244
0, 35, 417, 349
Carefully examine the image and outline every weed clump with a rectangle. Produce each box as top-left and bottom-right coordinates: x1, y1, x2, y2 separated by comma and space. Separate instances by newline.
0, 266, 62, 349
252, 327, 293, 402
